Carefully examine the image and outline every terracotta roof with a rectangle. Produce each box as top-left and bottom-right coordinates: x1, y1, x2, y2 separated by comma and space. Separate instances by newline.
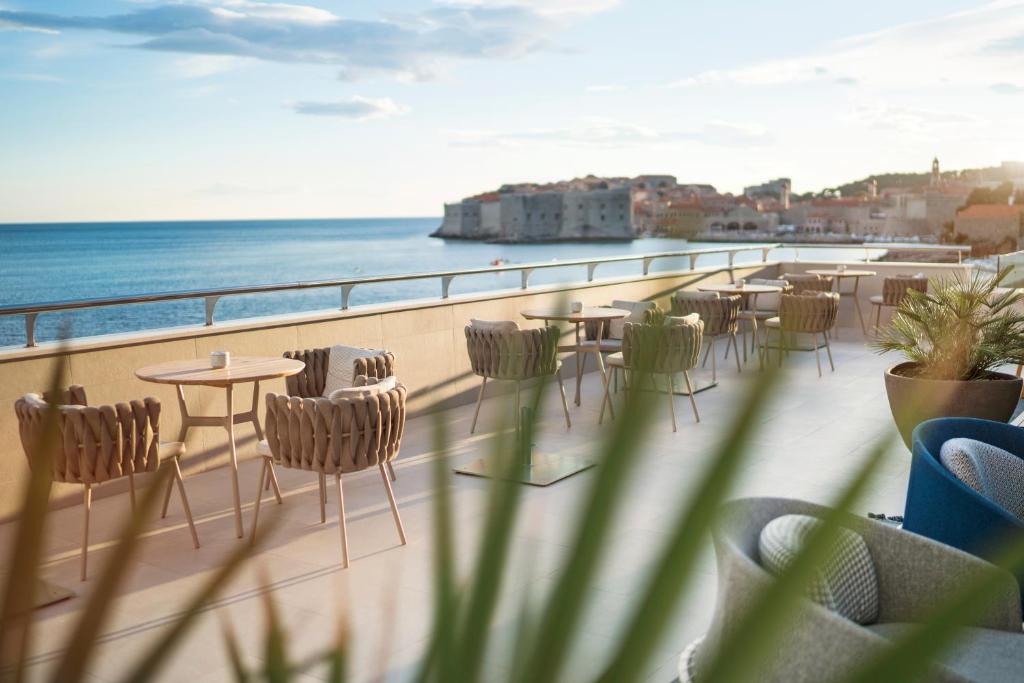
957, 204, 1023, 219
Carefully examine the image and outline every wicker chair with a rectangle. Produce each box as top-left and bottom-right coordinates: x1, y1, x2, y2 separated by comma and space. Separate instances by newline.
252, 384, 408, 568
604, 316, 703, 431
673, 292, 742, 381
738, 278, 790, 360
781, 273, 834, 294
282, 346, 397, 481
582, 300, 658, 396
870, 275, 928, 332
15, 386, 200, 581
465, 321, 572, 434
764, 292, 839, 376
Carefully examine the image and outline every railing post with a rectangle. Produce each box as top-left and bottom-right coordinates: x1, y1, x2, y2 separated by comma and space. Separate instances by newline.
441, 276, 455, 299
25, 313, 37, 348
586, 262, 598, 282
794, 246, 800, 262
761, 247, 771, 263
864, 247, 870, 262
521, 268, 533, 290
204, 295, 220, 326
340, 284, 354, 310
642, 257, 653, 275
689, 254, 698, 270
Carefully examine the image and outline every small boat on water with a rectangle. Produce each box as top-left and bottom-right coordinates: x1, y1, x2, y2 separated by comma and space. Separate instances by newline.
490, 258, 507, 266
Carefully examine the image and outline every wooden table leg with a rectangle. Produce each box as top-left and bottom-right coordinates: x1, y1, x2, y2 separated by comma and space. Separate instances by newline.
574, 322, 583, 406
225, 384, 244, 539
852, 277, 868, 334
176, 385, 191, 442
595, 321, 615, 421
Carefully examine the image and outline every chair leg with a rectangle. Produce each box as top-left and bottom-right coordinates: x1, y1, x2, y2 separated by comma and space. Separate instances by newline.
701, 340, 711, 368
81, 485, 91, 582
599, 371, 611, 425
731, 333, 741, 373
127, 468, 137, 514
710, 337, 717, 382
335, 473, 349, 569
667, 374, 677, 433
514, 380, 521, 433
268, 461, 283, 505
470, 377, 487, 434
249, 458, 268, 544
380, 463, 407, 545
776, 330, 783, 369
683, 371, 700, 423
874, 305, 882, 334
556, 371, 572, 429
318, 473, 327, 524
173, 458, 201, 549
824, 333, 835, 371
160, 472, 174, 519
814, 340, 823, 377
387, 461, 397, 482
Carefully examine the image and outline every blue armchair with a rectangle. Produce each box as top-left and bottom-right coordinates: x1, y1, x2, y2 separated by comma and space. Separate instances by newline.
903, 417, 1024, 595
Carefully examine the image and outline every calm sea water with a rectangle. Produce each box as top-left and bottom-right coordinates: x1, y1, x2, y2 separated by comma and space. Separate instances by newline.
0, 218, 877, 347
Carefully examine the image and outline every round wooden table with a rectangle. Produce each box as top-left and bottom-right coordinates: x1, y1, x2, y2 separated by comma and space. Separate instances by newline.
807, 269, 877, 334
521, 307, 629, 419
136, 356, 305, 539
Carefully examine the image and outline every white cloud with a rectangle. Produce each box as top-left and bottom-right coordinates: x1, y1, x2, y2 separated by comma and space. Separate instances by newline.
845, 104, 983, 134
0, 1, 604, 82
171, 54, 249, 78
992, 82, 1024, 94
449, 117, 772, 148
585, 83, 625, 92
290, 96, 410, 120
667, 1, 1024, 90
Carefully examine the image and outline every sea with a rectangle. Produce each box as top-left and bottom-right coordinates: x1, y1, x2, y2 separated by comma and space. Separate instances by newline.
0, 218, 883, 347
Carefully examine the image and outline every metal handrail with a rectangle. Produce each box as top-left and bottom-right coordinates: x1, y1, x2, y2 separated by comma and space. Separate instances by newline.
0, 242, 970, 348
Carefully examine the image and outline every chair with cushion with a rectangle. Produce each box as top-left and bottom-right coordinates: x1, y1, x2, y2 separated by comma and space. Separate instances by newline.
282, 345, 397, 480
782, 272, 834, 295
15, 386, 200, 580
251, 379, 408, 568
603, 315, 703, 431
904, 417, 1024, 603
465, 319, 572, 434
582, 300, 658, 395
673, 291, 741, 381
764, 292, 839, 376
739, 278, 790, 359
870, 275, 928, 332
680, 497, 1024, 683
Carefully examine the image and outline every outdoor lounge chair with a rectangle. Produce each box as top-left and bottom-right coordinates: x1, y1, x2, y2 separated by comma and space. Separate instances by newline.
782, 272, 834, 294
465, 320, 572, 434
903, 417, 1024, 604
680, 497, 1024, 683
252, 380, 408, 568
738, 278, 789, 359
764, 292, 839, 376
870, 275, 928, 332
672, 291, 742, 381
15, 386, 200, 581
604, 315, 703, 431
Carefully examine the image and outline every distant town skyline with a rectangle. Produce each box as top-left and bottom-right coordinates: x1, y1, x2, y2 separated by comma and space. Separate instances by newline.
2, 0, 1023, 222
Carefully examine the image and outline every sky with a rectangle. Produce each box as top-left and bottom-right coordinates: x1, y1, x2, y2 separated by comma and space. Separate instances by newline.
1, 0, 1024, 222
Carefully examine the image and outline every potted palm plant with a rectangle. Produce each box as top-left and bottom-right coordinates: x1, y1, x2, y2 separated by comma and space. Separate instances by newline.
874, 268, 1024, 447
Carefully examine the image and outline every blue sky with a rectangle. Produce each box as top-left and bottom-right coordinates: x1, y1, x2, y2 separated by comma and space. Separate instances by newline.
1, 0, 1022, 222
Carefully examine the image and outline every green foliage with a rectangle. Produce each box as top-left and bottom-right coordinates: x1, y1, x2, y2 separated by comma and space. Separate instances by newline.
872, 268, 1024, 380
965, 181, 1015, 207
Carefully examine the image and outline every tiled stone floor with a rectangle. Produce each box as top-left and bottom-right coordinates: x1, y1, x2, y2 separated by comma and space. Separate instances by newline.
3, 336, 933, 681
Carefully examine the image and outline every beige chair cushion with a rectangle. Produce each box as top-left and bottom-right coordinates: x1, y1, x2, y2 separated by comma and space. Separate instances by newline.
322, 345, 383, 397
158, 442, 186, 459
609, 300, 657, 339
328, 375, 398, 400
470, 319, 520, 334
257, 440, 272, 457
765, 316, 781, 328
748, 279, 787, 311
579, 338, 623, 352
667, 313, 701, 327
606, 352, 625, 367
869, 294, 885, 305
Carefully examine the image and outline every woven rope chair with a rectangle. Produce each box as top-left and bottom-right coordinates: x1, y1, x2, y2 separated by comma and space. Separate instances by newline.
782, 273, 834, 295
282, 347, 396, 482
604, 317, 704, 432
764, 293, 840, 377
673, 292, 742, 381
465, 324, 572, 434
15, 386, 200, 581
582, 301, 659, 396
253, 385, 408, 568
738, 279, 791, 361
870, 276, 928, 332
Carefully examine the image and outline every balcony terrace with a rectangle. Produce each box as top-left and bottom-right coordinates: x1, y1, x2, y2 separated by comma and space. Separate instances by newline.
0, 247, 992, 682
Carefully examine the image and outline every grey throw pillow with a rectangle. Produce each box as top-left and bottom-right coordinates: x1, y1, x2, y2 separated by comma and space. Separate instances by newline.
759, 514, 880, 624
941, 438, 1024, 520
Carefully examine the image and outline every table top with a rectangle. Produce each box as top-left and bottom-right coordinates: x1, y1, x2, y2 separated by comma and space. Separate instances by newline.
521, 307, 630, 322
806, 269, 876, 278
697, 283, 781, 294
135, 356, 305, 387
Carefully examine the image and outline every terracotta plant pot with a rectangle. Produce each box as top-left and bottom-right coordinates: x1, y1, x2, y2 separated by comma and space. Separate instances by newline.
884, 361, 1023, 448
